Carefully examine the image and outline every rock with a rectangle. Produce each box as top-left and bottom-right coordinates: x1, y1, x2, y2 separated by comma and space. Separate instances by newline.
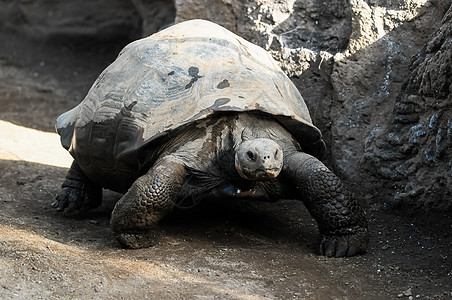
398, 287, 413, 297
364, 4, 452, 210
131, 0, 176, 36
0, 0, 175, 41
1, 0, 140, 41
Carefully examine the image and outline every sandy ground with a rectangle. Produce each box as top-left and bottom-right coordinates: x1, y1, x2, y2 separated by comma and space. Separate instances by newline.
0, 32, 451, 299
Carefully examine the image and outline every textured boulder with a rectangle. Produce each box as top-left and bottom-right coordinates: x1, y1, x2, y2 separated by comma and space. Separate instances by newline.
0, 0, 175, 40
364, 5, 452, 210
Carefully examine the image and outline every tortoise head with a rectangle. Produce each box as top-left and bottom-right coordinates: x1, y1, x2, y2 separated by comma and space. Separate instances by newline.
235, 138, 283, 181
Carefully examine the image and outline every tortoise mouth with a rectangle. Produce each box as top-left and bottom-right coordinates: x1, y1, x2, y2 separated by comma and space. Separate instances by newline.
237, 167, 281, 181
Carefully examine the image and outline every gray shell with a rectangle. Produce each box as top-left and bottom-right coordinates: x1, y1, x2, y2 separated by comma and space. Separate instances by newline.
57, 19, 324, 188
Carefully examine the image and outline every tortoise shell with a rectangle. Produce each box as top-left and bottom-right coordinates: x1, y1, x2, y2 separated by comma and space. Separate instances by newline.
56, 19, 325, 191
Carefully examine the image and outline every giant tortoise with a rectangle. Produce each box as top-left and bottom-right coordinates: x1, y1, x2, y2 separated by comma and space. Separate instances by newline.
53, 19, 368, 257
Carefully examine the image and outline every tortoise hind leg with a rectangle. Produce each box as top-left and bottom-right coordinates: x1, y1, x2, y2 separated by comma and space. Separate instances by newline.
110, 157, 186, 249
283, 152, 369, 257
52, 161, 102, 216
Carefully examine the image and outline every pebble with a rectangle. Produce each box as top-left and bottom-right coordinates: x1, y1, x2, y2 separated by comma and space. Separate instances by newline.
397, 287, 413, 298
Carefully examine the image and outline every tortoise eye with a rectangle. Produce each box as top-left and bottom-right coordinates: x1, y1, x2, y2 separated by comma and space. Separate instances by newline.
274, 150, 279, 159
247, 151, 256, 161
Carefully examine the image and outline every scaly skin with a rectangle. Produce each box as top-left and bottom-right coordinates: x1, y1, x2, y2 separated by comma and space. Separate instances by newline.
110, 157, 186, 249
283, 152, 369, 257
52, 161, 102, 215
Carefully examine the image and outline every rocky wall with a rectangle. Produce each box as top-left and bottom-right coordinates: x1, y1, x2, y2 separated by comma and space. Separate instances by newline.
365, 5, 452, 210
0, 0, 175, 41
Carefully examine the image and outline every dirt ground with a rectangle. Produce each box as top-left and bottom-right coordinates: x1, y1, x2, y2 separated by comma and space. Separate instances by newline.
0, 30, 451, 300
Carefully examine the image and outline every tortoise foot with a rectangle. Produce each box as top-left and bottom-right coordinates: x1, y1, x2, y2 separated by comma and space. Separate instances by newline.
115, 232, 157, 249
52, 186, 102, 216
53, 161, 102, 216
319, 228, 369, 257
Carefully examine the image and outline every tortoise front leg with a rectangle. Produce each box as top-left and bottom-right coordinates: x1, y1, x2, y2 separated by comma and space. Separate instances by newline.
283, 152, 369, 257
110, 157, 186, 249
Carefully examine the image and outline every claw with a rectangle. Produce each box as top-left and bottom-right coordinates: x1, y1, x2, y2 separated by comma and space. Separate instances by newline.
65, 201, 80, 215
335, 239, 348, 257
115, 232, 156, 249
319, 229, 368, 257
321, 238, 337, 257
56, 198, 68, 211
346, 244, 360, 257
50, 199, 60, 208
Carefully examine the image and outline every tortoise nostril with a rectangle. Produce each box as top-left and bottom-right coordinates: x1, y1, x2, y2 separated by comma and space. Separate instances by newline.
247, 151, 256, 161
